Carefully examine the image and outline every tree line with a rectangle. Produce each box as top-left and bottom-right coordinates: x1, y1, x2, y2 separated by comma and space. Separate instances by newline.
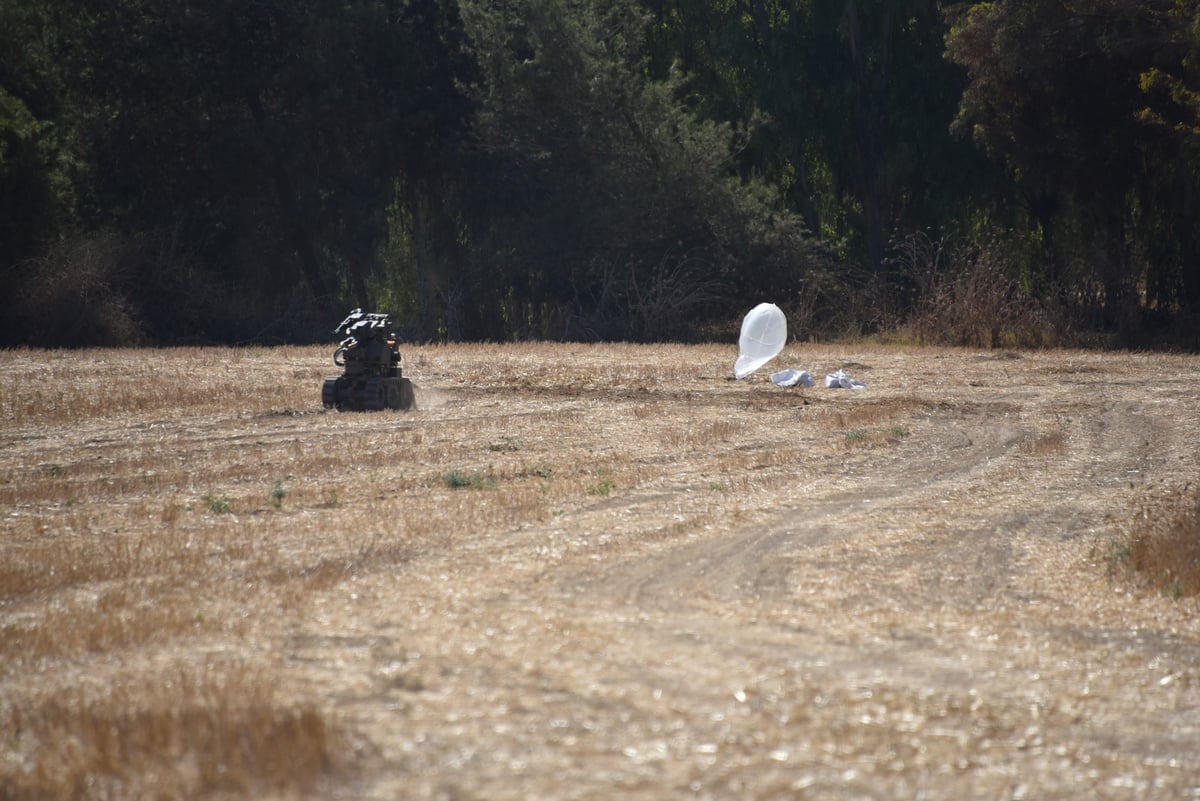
2, 0, 1199, 347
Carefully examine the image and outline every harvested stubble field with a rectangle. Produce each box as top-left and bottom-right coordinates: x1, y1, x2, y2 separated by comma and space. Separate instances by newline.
2, 342, 1199, 800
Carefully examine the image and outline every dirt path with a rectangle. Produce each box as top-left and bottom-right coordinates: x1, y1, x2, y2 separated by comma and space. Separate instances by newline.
280, 347, 1200, 800
3, 344, 1199, 799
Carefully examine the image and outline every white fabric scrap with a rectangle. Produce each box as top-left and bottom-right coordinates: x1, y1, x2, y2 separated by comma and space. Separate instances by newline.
824, 369, 865, 389
770, 368, 815, 388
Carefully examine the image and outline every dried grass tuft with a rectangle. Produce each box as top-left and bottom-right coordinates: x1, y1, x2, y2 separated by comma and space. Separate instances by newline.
824, 396, 933, 431
1, 660, 346, 800
1123, 485, 1200, 598
1020, 430, 1067, 456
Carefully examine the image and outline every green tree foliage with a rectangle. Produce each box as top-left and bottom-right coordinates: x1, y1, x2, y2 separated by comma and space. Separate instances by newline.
450, 0, 826, 340
6, 0, 476, 344
0, 0, 74, 342
75, 0, 473, 299
4, 0, 1200, 346
1135, 0, 1200, 326
0, 87, 56, 268
644, 0, 996, 275
946, 0, 1200, 337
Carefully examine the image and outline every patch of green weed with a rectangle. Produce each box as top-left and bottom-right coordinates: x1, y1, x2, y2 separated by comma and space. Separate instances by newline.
443, 469, 496, 490
270, 480, 287, 509
201, 493, 231, 514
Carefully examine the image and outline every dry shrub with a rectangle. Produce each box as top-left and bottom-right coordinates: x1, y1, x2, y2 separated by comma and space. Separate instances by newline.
632, 402, 662, 419
0, 525, 278, 674
625, 253, 728, 342
824, 396, 936, 431
564, 253, 728, 342
1124, 484, 1200, 598
894, 233, 1057, 349
1019, 430, 1067, 456
0, 529, 193, 600
14, 233, 146, 347
273, 532, 419, 591
657, 418, 745, 449
0, 584, 234, 675
5, 228, 329, 348
1, 661, 346, 801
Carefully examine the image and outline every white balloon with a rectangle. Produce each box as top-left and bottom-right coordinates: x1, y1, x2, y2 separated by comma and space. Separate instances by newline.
734, 303, 787, 379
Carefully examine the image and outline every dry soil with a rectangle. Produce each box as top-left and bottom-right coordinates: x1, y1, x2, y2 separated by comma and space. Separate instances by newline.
2, 343, 1199, 800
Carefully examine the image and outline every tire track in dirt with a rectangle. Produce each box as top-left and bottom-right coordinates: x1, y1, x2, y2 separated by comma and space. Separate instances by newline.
556, 412, 1029, 612
517, 381, 1200, 772
563, 378, 1186, 624
270, 350, 1200, 800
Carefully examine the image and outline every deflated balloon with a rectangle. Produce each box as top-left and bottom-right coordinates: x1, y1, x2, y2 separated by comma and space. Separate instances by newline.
734, 303, 786, 379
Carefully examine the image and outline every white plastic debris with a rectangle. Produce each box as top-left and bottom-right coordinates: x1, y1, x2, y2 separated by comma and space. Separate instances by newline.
770, 368, 814, 388
734, 303, 787, 379
824, 369, 865, 389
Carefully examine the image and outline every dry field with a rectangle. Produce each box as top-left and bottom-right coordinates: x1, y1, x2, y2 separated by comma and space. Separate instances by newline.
2, 342, 1199, 800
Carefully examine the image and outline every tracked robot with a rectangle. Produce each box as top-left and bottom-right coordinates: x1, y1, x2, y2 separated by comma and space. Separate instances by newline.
321, 309, 416, 411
